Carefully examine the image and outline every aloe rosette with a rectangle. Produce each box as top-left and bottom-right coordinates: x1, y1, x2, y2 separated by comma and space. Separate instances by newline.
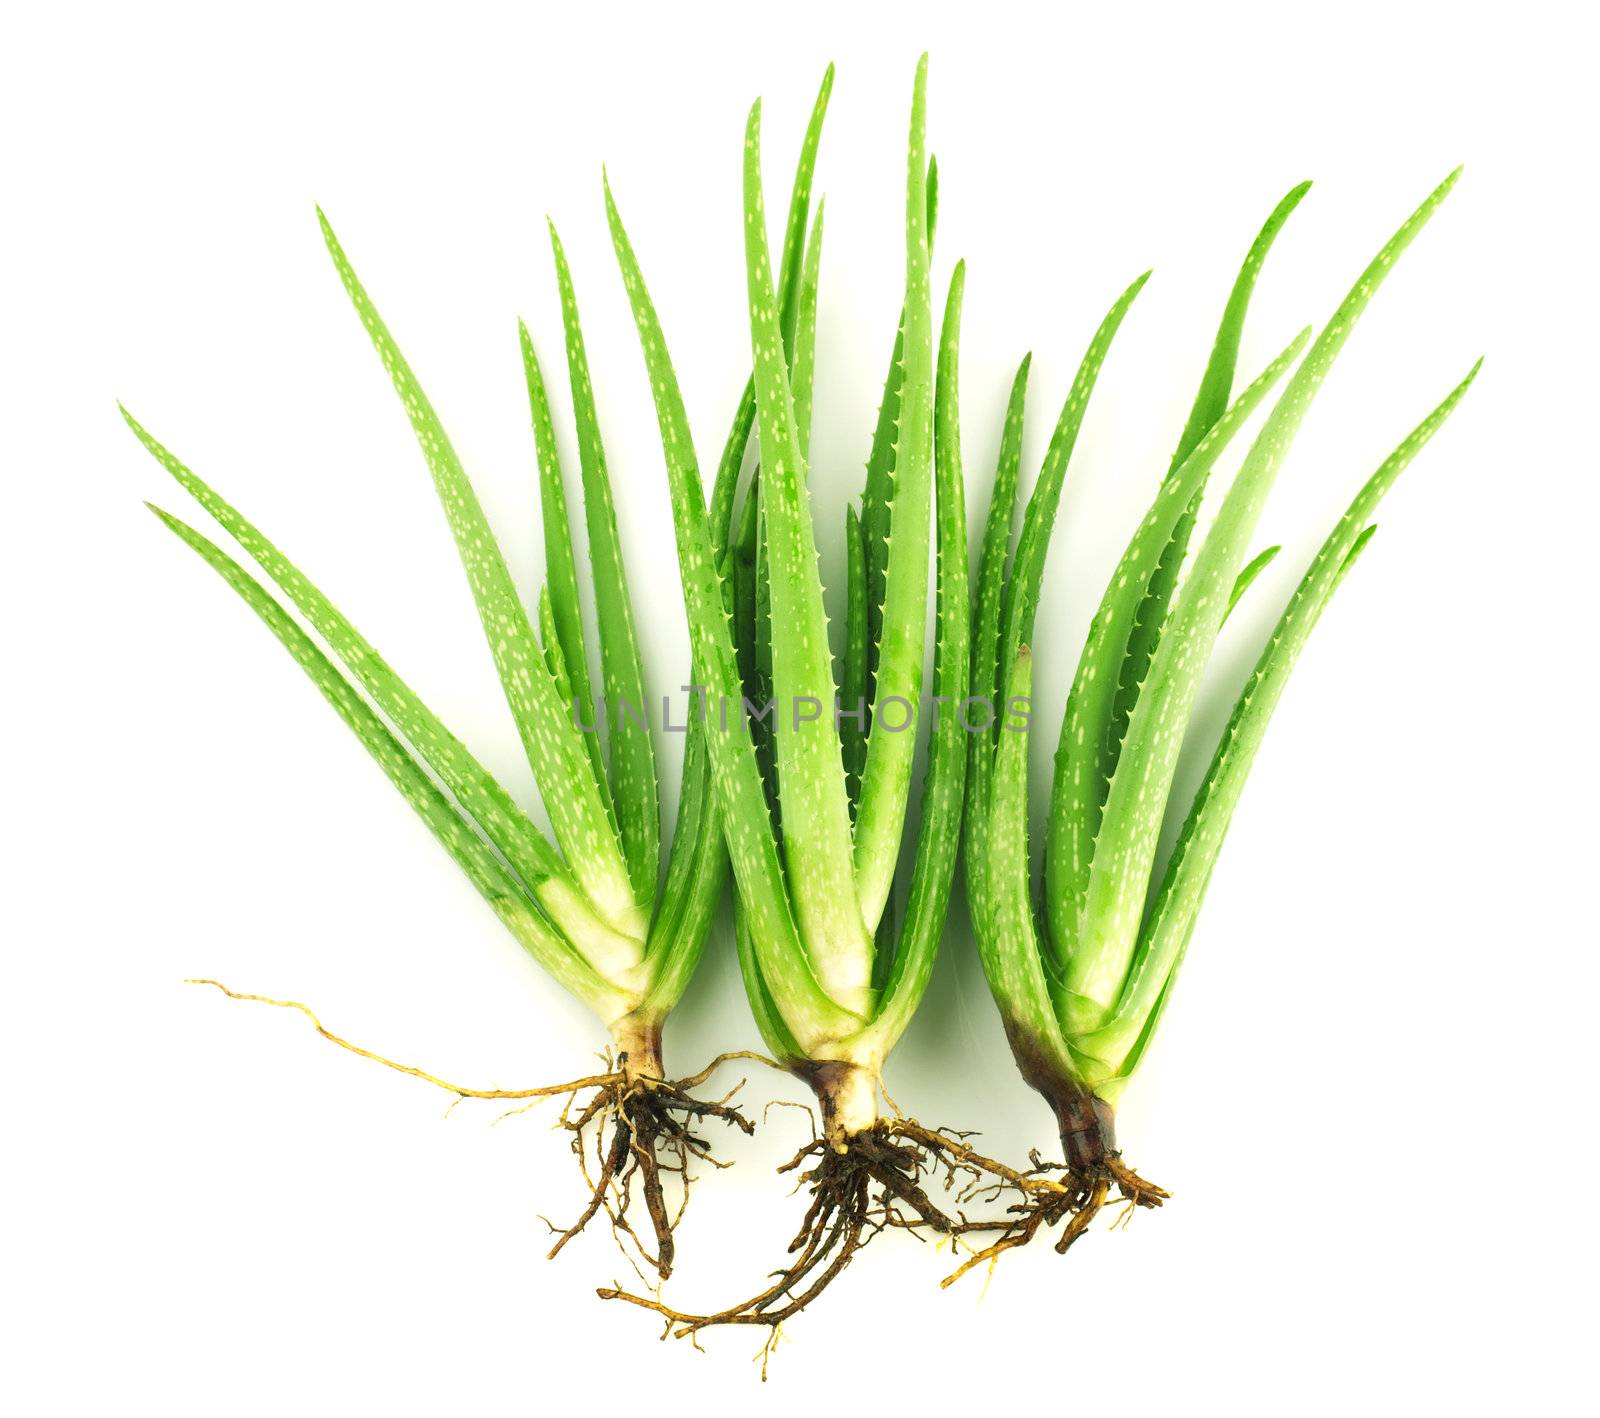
957, 170, 1478, 1277
124, 172, 836, 1274
597, 60, 1012, 1340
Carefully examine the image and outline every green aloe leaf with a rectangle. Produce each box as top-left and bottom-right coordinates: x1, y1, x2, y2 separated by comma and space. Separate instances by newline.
519, 321, 613, 809
729, 473, 768, 805
637, 345, 758, 1003
776, 65, 835, 356
121, 409, 640, 970
1104, 182, 1310, 820
1042, 328, 1310, 963
731, 470, 762, 694
963, 354, 1030, 936
709, 382, 759, 565
853, 261, 970, 1060
995, 272, 1150, 712
705, 64, 836, 554
675, 71, 835, 1031
970, 647, 1075, 1078
790, 201, 825, 460
743, 96, 871, 1015
318, 210, 643, 942
1224, 545, 1282, 623
605, 176, 860, 1052
548, 225, 662, 903
1081, 359, 1480, 1069
537, 583, 575, 703
1174, 183, 1312, 469
853, 54, 934, 935
735, 908, 803, 1062
640, 704, 727, 1016
1068, 168, 1462, 1034
753, 494, 781, 809
859, 152, 939, 704
841, 501, 869, 810
148, 504, 629, 1022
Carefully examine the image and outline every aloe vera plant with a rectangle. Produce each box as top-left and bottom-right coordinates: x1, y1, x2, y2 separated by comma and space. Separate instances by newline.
124, 45, 1480, 1351
955, 170, 1478, 1279
124, 106, 848, 1273
595, 60, 1031, 1342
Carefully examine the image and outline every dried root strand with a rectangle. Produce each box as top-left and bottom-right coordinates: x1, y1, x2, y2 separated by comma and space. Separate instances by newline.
188, 978, 617, 1099
189, 979, 772, 1279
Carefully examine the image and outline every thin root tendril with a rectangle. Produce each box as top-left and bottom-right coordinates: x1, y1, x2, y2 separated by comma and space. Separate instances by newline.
189, 978, 774, 1279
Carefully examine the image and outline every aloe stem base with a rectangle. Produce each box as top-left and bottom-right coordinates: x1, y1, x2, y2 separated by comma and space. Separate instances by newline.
609, 1014, 666, 1086
795, 1059, 881, 1149
938, 1028, 1169, 1287
1037, 1085, 1168, 1239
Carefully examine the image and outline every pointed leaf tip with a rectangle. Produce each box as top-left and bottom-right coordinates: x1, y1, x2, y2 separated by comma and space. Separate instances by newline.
1265, 179, 1313, 216
120, 403, 163, 452
145, 500, 183, 531
1270, 179, 1314, 223
1342, 524, 1380, 568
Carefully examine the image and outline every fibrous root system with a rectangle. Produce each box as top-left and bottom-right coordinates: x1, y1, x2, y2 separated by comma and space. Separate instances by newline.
190, 979, 766, 1279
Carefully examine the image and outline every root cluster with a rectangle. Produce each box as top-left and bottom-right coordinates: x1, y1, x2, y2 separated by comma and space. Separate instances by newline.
543, 1054, 756, 1279
598, 1115, 1068, 1373
939, 1148, 1169, 1287
194, 979, 1174, 1353
189, 979, 763, 1279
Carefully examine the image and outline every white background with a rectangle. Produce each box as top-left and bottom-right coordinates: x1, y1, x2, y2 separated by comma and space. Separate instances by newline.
5, 2, 1596, 1412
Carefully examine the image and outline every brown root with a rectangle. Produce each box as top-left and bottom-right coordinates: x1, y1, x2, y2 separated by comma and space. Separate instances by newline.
938, 1089, 1170, 1288
188, 978, 770, 1279
541, 1055, 759, 1279
598, 1110, 1067, 1376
